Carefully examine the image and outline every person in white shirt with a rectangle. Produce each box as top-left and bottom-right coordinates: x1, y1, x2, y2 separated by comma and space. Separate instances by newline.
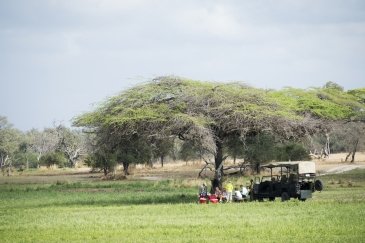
241, 185, 249, 198
233, 188, 243, 202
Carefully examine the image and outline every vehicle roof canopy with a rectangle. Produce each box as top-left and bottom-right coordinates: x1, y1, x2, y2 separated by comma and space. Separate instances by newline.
261, 161, 316, 174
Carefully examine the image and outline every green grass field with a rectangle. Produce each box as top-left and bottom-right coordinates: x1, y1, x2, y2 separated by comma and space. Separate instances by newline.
0, 169, 364, 242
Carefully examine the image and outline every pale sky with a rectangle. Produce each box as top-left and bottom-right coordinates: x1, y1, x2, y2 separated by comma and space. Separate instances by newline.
1, 0, 365, 131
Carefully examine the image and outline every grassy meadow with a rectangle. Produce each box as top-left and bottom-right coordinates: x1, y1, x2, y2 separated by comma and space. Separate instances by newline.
0, 168, 364, 242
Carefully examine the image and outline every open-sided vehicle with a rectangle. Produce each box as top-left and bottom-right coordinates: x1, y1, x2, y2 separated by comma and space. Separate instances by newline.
252, 161, 323, 201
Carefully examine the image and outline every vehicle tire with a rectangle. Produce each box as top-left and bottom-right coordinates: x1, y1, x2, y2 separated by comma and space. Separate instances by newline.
299, 198, 306, 202
269, 197, 275, 201
314, 179, 324, 191
281, 192, 289, 202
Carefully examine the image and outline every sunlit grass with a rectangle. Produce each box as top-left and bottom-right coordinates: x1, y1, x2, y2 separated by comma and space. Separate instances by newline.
0, 170, 364, 242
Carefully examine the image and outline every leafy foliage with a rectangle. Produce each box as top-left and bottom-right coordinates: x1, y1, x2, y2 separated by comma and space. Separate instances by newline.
178, 140, 204, 162
347, 88, 365, 104
323, 81, 344, 91
268, 87, 362, 120
275, 143, 310, 161
84, 152, 117, 175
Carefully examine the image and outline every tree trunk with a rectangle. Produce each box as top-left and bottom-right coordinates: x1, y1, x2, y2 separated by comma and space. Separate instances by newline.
214, 139, 224, 188
160, 155, 164, 167
350, 138, 359, 163
148, 150, 154, 168
324, 133, 330, 158
0, 155, 4, 170
345, 151, 352, 162
122, 161, 130, 175
255, 162, 261, 174
103, 166, 108, 176
37, 153, 41, 169
147, 159, 153, 168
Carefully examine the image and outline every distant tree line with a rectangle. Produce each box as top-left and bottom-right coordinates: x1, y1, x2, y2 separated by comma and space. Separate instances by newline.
0, 117, 85, 175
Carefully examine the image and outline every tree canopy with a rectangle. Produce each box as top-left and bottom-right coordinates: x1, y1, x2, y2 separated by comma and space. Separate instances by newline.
74, 77, 365, 182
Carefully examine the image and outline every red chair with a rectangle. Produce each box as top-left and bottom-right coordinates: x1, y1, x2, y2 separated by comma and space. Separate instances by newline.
199, 197, 207, 204
208, 195, 218, 204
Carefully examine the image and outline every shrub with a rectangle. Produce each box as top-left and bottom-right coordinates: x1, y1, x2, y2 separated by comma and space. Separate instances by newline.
40, 152, 67, 168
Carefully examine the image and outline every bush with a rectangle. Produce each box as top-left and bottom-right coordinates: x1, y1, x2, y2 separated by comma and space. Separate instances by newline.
276, 143, 311, 161
40, 152, 67, 168
84, 152, 117, 176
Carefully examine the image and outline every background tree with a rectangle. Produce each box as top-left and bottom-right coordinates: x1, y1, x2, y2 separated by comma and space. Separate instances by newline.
39, 152, 67, 168
275, 143, 310, 162
330, 122, 365, 162
84, 151, 117, 176
13, 141, 38, 170
55, 125, 85, 167
0, 116, 21, 176
152, 137, 175, 167
27, 128, 59, 168
179, 139, 205, 164
244, 132, 277, 173
115, 135, 153, 175
323, 81, 344, 91
225, 135, 245, 164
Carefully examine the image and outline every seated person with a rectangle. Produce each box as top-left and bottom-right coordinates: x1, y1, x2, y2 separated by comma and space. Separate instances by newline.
289, 174, 298, 182
221, 188, 228, 202
240, 185, 249, 198
233, 188, 243, 202
199, 183, 208, 198
214, 187, 223, 202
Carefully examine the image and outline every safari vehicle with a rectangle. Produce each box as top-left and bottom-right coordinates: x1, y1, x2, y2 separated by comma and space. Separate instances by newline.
252, 161, 323, 201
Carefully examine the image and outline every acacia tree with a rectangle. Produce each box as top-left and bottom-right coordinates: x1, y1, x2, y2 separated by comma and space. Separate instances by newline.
74, 77, 365, 185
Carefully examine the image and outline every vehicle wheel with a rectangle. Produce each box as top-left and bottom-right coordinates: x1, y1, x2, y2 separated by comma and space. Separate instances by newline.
269, 197, 275, 201
315, 179, 324, 191
299, 198, 306, 202
281, 192, 289, 202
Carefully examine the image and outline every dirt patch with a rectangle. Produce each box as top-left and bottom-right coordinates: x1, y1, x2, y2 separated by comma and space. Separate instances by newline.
129, 156, 365, 179
2, 154, 364, 184
320, 164, 365, 175
314, 152, 365, 175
